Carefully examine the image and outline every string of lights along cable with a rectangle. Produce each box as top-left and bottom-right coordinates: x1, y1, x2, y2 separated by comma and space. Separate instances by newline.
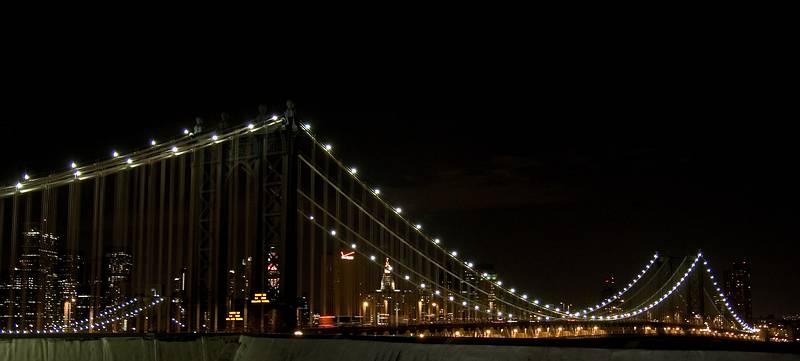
0, 105, 763, 340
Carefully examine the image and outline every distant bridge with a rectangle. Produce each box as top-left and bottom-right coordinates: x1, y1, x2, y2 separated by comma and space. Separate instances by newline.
0, 102, 759, 341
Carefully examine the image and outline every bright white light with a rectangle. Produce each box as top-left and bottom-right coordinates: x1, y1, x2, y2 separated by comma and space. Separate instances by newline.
544, 304, 550, 308
247, 123, 254, 130
293, 330, 303, 336
522, 294, 528, 299
271, 114, 278, 121
212, 134, 219, 141
370, 255, 376, 261
351, 243, 357, 249
183, 128, 190, 135
23, 173, 30, 180
330, 230, 337, 236
415, 224, 422, 229
349, 167, 357, 174
496, 281, 502, 286
324, 144, 332, 151
395, 207, 402, 214
462, 301, 467, 306
451, 251, 458, 257
374, 188, 381, 195
127, 158, 133, 164
171, 146, 178, 153
150, 140, 157, 146
448, 296, 454, 301
474, 305, 480, 310
434, 238, 440, 244
309, 215, 314, 220
498, 311, 503, 316
16, 182, 22, 189
112, 151, 119, 157
510, 288, 516, 293
404, 275, 410, 280
466, 262, 474, 268
302, 123, 311, 130
435, 290, 440, 295
74, 170, 81, 177
71, 162, 77, 169
420, 283, 426, 289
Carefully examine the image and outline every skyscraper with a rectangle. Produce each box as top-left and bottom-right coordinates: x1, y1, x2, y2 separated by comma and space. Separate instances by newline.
476, 264, 497, 318
58, 254, 84, 325
104, 251, 133, 309
7, 228, 61, 329
724, 260, 752, 322
171, 267, 188, 331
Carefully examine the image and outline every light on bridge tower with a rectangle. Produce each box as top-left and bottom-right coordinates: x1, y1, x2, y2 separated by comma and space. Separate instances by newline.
265, 246, 280, 301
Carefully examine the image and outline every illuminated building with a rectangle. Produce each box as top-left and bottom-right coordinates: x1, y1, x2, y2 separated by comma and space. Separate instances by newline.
476, 264, 497, 318
367, 258, 414, 326
226, 269, 238, 310
172, 267, 187, 303
461, 268, 478, 309
58, 254, 83, 325
226, 257, 253, 331
379, 258, 395, 292
296, 295, 310, 327
104, 251, 133, 316
754, 316, 794, 342
5, 228, 61, 330
724, 260, 752, 322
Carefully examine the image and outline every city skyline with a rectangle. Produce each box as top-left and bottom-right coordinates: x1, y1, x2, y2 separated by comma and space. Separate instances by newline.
0, 226, 138, 331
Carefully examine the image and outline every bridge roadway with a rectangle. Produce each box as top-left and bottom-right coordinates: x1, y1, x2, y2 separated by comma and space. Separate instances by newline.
1, 333, 797, 361
307, 320, 760, 340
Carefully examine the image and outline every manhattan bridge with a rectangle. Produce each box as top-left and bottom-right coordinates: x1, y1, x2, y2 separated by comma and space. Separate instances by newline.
0, 103, 758, 341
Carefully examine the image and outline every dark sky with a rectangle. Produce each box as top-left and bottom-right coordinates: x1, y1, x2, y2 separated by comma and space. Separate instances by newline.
1, 32, 797, 318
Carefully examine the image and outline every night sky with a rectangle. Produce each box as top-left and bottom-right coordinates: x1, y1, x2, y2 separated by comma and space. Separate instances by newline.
1, 39, 797, 318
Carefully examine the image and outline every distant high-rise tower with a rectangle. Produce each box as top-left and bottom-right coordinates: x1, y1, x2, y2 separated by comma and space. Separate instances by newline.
171, 267, 188, 330
104, 251, 133, 309
378, 258, 396, 292
476, 264, 497, 315
9, 228, 61, 329
461, 268, 478, 302
724, 260, 752, 322
58, 253, 84, 325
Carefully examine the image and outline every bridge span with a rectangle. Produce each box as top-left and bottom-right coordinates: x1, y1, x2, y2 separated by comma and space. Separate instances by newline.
0, 103, 765, 343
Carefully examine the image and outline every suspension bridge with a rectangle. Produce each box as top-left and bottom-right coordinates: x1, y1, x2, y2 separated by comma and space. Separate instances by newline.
0, 102, 760, 341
